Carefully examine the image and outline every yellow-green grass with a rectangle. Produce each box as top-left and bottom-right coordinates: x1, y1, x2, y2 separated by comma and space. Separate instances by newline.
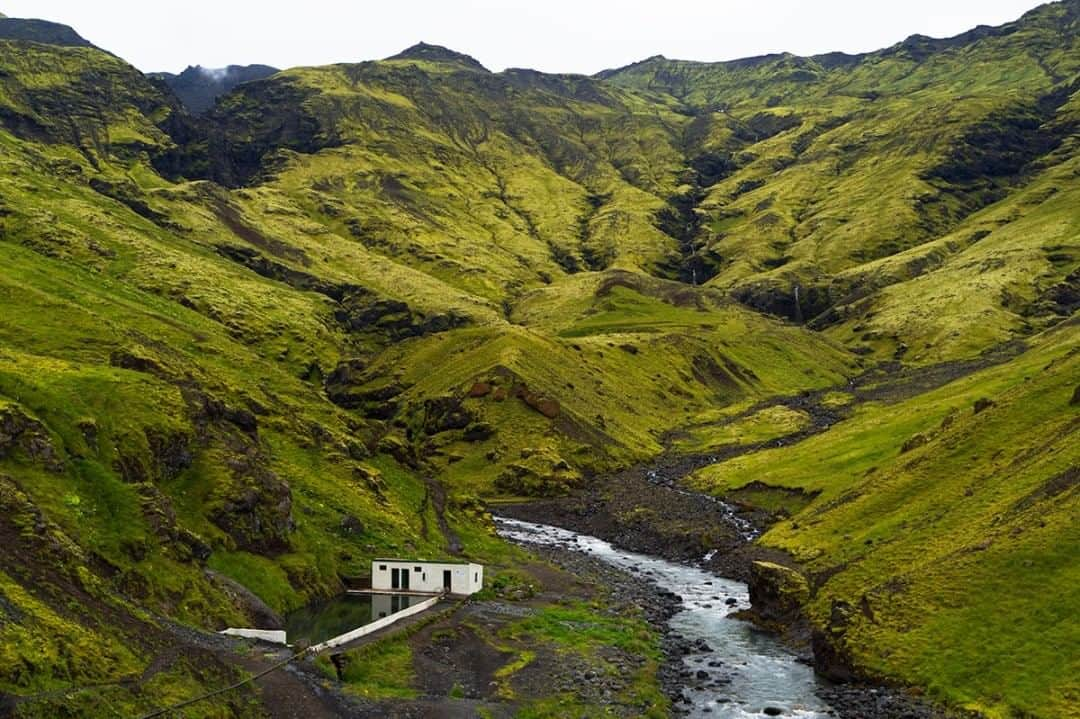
499, 603, 669, 718
671, 405, 812, 454
333, 635, 418, 700
0, 8, 1077, 715
690, 326, 1080, 717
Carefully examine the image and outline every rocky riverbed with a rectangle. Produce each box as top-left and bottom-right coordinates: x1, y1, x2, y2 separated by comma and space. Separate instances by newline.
497, 517, 833, 718
495, 510, 952, 719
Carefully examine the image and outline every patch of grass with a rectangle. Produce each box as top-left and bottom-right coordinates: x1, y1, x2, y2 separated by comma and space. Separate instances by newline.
492, 649, 535, 699
206, 552, 301, 614
501, 602, 660, 661
672, 404, 811, 453
723, 482, 817, 517
334, 635, 418, 700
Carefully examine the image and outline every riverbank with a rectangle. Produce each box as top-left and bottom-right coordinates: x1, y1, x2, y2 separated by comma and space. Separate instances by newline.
497, 517, 834, 717
494, 456, 798, 583
502, 532, 689, 710
497, 482, 955, 719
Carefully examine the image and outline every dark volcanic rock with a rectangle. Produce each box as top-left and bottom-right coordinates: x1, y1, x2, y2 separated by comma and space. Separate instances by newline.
811, 600, 860, 683
421, 396, 474, 434
747, 561, 810, 627
0, 404, 64, 473
209, 449, 295, 555
152, 64, 279, 114
334, 295, 470, 341
158, 74, 341, 187
463, 422, 496, 442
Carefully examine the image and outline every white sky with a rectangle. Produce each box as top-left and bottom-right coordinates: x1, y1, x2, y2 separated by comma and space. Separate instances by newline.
0, 1, 1049, 74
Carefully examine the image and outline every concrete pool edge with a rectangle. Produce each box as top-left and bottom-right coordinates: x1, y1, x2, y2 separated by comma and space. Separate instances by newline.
309, 594, 444, 654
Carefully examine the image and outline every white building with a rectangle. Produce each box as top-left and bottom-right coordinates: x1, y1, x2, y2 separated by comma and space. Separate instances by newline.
371, 559, 484, 596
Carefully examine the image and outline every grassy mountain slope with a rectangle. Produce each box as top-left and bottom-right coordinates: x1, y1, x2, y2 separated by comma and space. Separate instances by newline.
601, 0, 1079, 362
0, 28, 851, 718
690, 325, 1079, 717
0, 87, 452, 716
202, 53, 692, 290
0, 2, 1076, 717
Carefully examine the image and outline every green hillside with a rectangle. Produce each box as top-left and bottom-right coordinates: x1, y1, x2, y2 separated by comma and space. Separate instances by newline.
601, 0, 1079, 363
691, 324, 1079, 717
0, 2, 1076, 717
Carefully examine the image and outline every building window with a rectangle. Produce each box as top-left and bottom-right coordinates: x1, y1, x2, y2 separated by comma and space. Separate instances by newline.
422, 573, 427, 582
379, 564, 386, 571
414, 566, 422, 573
474, 572, 478, 583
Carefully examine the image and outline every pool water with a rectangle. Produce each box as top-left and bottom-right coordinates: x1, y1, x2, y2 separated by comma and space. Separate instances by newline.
284, 593, 419, 646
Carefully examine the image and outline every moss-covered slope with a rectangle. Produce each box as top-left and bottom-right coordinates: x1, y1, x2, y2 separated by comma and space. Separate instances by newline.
691, 325, 1079, 717
0, 26, 849, 717
0, 2, 1076, 716
600, 0, 1080, 362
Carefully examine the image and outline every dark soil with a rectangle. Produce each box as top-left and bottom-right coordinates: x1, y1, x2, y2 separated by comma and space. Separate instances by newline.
497, 459, 786, 583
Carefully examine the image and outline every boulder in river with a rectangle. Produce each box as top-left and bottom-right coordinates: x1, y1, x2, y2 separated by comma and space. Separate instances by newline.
747, 561, 810, 626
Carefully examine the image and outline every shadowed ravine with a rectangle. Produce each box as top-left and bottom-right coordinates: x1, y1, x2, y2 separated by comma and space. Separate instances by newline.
497, 517, 831, 719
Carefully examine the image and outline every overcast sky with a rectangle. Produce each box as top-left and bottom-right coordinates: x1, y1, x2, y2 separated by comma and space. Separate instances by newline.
1, 1, 1049, 74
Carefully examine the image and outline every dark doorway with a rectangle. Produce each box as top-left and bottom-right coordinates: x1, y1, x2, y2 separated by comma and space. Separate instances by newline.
391, 567, 411, 590
443, 570, 452, 592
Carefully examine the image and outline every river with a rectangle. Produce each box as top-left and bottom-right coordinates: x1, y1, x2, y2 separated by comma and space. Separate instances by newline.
496, 517, 833, 719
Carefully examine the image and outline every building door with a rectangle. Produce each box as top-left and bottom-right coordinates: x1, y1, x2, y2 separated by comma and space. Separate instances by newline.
401, 568, 410, 591
442, 570, 452, 592
391, 568, 400, 589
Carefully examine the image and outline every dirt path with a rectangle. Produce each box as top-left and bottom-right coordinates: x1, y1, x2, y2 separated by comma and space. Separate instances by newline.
422, 475, 462, 554
229, 653, 346, 719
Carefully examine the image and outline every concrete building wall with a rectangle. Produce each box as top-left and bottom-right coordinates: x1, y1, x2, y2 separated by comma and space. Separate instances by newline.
371, 560, 484, 596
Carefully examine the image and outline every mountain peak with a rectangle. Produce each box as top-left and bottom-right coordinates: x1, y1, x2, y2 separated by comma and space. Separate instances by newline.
0, 15, 96, 49
594, 54, 670, 80
386, 42, 488, 72
150, 63, 279, 114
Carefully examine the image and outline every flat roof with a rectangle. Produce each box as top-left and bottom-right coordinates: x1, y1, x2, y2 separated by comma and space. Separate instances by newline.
373, 558, 479, 566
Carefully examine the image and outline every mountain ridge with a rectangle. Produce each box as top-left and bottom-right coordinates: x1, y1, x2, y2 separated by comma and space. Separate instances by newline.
386, 41, 489, 71
0, 3, 1075, 717
151, 63, 280, 114
0, 15, 96, 49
